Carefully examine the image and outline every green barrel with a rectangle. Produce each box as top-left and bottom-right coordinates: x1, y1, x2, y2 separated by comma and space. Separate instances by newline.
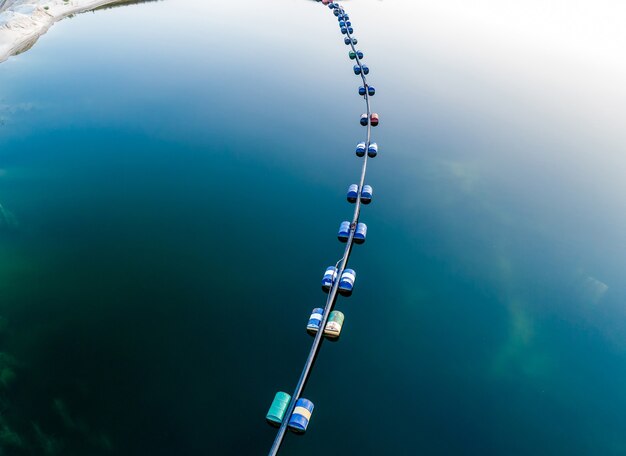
349, 51, 356, 60
324, 310, 345, 339
266, 392, 292, 427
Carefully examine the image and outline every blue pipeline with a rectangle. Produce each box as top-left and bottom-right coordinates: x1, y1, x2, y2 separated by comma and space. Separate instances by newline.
268, 2, 377, 454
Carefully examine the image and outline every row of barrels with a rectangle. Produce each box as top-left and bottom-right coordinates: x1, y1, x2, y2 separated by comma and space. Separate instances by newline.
267, 0, 376, 442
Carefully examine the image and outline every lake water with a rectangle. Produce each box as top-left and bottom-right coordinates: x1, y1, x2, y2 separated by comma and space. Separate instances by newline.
2, 0, 626, 454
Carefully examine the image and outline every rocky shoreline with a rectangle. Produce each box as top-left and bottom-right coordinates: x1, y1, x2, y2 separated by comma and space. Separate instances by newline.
0, 0, 121, 63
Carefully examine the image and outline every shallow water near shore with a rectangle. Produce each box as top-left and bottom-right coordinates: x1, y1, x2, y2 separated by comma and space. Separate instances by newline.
2, 0, 626, 454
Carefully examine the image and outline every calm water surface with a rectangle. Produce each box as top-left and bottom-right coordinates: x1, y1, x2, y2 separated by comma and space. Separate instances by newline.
1, 0, 626, 454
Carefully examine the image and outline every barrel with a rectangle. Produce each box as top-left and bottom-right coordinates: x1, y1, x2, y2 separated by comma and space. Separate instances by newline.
346, 21, 352, 27
353, 65, 362, 75
360, 185, 373, 204
360, 114, 368, 126
354, 223, 367, 244
370, 113, 379, 126
266, 392, 292, 427
348, 27, 354, 34
347, 184, 359, 203
288, 398, 314, 434
339, 21, 346, 27
324, 310, 345, 340
368, 142, 378, 158
362, 65, 370, 75
351, 38, 358, 45
359, 83, 372, 96
341, 27, 347, 35
344, 37, 351, 45
339, 269, 356, 296
348, 51, 363, 60
307, 308, 324, 335
337, 221, 351, 242
355, 142, 366, 157
333, 8, 340, 16
322, 266, 338, 292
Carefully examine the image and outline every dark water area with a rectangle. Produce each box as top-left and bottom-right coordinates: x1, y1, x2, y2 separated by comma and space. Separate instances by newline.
1, 0, 626, 454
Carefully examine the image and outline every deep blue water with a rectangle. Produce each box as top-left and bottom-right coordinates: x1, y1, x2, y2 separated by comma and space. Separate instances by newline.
1, 0, 626, 454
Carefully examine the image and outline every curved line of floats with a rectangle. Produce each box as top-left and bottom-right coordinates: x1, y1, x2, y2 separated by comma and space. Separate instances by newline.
267, 2, 378, 454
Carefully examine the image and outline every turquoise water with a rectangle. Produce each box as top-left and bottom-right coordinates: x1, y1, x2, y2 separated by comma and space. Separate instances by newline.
2, 0, 626, 454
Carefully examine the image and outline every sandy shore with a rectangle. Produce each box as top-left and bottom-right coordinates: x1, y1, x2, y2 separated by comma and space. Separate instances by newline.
0, 0, 120, 64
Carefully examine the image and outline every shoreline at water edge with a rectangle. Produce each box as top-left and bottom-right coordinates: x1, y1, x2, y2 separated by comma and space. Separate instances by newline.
0, 0, 122, 64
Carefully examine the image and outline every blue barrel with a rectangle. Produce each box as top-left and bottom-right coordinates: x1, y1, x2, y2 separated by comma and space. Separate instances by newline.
348, 27, 354, 34
339, 269, 356, 296
346, 21, 352, 27
351, 38, 358, 45
339, 21, 346, 27
322, 266, 338, 292
337, 221, 351, 242
266, 392, 292, 427
361, 185, 373, 204
355, 142, 366, 157
341, 27, 347, 34
360, 114, 368, 126
334, 9, 340, 16
344, 37, 351, 45
307, 308, 324, 335
288, 398, 314, 434
344, 14, 350, 20
368, 86, 376, 96
353, 65, 362, 75
368, 142, 378, 158
362, 65, 370, 75
359, 86, 366, 96
347, 184, 359, 203
354, 223, 367, 244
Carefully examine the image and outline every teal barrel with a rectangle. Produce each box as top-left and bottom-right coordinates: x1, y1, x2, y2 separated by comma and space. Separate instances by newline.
266, 392, 292, 427
324, 310, 345, 339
